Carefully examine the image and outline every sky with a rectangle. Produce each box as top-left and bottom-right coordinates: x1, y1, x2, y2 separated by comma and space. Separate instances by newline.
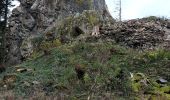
11, 0, 170, 20
10, 0, 20, 11
106, 0, 170, 20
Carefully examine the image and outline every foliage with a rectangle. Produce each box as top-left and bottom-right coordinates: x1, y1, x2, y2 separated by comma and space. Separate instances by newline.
0, 40, 170, 99
75, 0, 84, 5
0, 0, 14, 64
39, 39, 62, 51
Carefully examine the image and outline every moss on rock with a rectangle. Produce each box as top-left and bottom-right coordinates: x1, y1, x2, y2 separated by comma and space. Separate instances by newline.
54, 10, 101, 41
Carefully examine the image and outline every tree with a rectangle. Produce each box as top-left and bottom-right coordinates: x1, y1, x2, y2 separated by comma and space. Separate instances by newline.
118, 0, 122, 21
114, 0, 122, 21
0, 0, 13, 65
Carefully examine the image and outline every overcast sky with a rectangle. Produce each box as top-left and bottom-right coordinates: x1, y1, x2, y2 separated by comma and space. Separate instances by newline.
106, 0, 170, 20
12, 0, 170, 20
10, 0, 20, 11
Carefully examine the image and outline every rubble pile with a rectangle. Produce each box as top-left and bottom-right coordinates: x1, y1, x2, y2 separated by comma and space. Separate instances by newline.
100, 17, 170, 49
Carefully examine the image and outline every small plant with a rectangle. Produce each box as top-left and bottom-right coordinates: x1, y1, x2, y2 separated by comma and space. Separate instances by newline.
76, 0, 84, 5
144, 49, 170, 62
146, 16, 159, 21
39, 39, 61, 55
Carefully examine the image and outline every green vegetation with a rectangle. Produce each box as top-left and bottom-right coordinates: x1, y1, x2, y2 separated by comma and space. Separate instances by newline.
0, 39, 169, 99
75, 0, 92, 9
76, 0, 84, 5
2, 0, 170, 99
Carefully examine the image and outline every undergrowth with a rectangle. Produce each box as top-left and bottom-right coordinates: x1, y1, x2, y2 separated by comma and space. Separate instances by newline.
0, 41, 170, 99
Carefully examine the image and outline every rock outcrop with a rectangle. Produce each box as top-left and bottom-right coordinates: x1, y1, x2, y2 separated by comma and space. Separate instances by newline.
6, 0, 112, 65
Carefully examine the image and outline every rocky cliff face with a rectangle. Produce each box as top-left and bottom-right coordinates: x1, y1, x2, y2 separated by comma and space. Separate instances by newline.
6, 0, 112, 65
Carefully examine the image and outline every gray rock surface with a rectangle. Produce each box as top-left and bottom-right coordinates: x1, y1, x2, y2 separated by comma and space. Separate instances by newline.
6, 0, 112, 65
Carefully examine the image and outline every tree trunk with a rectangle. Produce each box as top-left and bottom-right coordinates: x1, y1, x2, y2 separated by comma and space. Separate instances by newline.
0, 0, 8, 65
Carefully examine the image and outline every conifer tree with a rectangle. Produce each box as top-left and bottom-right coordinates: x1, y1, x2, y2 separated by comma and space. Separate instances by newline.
0, 0, 13, 64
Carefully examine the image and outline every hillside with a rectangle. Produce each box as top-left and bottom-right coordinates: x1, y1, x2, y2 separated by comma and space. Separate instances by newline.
1, 0, 170, 100
1, 17, 170, 99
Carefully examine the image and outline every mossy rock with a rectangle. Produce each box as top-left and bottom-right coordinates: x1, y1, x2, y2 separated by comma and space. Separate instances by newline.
39, 39, 62, 51
20, 38, 34, 58
55, 10, 101, 40
75, 0, 84, 5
